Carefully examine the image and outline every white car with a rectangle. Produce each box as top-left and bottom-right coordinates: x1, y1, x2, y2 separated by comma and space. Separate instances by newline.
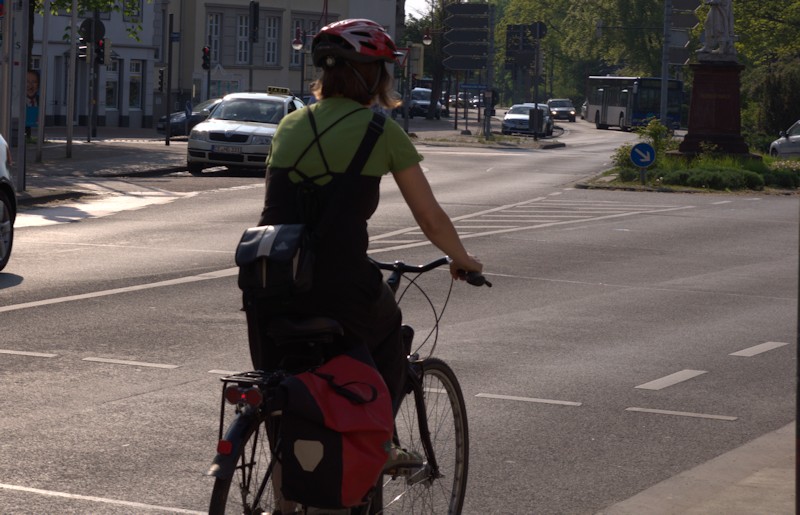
501, 103, 553, 137
0, 133, 16, 271
187, 89, 305, 174
769, 119, 800, 158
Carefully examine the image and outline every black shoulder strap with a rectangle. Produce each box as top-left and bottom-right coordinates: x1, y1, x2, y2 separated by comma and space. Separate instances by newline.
344, 111, 386, 177
309, 111, 386, 235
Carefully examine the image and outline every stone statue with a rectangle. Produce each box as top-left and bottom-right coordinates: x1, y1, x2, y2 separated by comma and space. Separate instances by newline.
698, 0, 736, 58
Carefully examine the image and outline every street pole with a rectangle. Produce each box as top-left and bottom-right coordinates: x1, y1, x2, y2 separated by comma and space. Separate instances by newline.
484, 4, 495, 139
165, 14, 173, 146
36, 0, 50, 162
15, 0, 29, 191
66, 0, 77, 157
660, 0, 672, 126
0, 0, 14, 141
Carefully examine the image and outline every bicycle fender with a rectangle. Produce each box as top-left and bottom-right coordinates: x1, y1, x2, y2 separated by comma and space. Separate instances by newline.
206, 412, 258, 479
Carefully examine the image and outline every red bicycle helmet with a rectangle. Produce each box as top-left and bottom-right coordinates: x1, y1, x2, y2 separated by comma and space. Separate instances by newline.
312, 19, 402, 67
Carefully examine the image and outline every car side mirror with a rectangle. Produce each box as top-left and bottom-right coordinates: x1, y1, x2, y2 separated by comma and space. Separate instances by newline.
780, 131, 788, 138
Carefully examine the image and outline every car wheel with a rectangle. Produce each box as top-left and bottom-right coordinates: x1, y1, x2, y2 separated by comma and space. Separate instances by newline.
187, 162, 204, 175
0, 189, 14, 272
770, 148, 779, 158
569, 117, 575, 122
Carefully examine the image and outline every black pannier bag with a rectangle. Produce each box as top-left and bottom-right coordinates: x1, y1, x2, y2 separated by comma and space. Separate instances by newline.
235, 224, 314, 298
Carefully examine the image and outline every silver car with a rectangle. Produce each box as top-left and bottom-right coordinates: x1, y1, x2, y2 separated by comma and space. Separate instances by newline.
769, 119, 800, 158
502, 103, 553, 137
187, 90, 305, 174
0, 134, 16, 271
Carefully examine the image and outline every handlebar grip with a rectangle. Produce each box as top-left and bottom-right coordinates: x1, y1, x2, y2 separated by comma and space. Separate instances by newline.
464, 271, 492, 288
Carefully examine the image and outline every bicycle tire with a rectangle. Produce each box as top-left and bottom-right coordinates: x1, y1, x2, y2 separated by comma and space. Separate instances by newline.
380, 357, 469, 514
208, 418, 281, 514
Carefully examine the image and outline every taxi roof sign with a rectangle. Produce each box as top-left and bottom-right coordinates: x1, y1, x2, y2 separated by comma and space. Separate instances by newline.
267, 86, 292, 95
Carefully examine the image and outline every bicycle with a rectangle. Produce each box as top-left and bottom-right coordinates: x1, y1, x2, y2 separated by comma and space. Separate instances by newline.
207, 256, 491, 514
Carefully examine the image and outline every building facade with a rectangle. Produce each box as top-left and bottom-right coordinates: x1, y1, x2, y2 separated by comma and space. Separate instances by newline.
25, 0, 401, 129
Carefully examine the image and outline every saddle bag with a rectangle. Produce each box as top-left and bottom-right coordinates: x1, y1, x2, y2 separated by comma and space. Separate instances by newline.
278, 345, 393, 508
235, 224, 314, 298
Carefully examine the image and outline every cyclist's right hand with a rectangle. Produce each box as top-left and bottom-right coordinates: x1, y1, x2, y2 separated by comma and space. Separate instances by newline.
450, 254, 489, 286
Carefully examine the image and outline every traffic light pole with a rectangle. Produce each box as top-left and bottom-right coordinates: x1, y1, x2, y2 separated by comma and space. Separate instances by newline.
165, 14, 173, 146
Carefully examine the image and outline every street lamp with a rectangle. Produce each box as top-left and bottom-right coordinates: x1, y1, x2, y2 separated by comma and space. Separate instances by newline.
422, 29, 433, 47
291, 28, 307, 98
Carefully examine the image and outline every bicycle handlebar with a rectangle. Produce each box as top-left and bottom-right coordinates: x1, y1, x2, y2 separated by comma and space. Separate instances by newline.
370, 256, 492, 288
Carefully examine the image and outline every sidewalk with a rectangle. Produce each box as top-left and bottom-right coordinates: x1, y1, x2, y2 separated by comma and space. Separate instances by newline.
10, 119, 798, 514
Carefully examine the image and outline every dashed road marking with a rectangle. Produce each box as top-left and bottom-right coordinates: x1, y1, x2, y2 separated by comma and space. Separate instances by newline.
476, 393, 582, 406
0, 482, 204, 514
634, 369, 707, 390
625, 407, 737, 421
0, 349, 58, 358
209, 369, 238, 375
82, 357, 179, 369
729, 341, 789, 357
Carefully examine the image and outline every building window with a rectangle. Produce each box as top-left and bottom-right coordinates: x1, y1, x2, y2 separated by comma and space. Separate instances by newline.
106, 60, 119, 110
210, 79, 241, 98
123, 0, 142, 23
264, 16, 280, 66
236, 14, 250, 64
208, 13, 222, 65
129, 60, 142, 109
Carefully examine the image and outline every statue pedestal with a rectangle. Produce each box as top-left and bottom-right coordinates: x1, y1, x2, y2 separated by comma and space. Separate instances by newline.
678, 60, 750, 155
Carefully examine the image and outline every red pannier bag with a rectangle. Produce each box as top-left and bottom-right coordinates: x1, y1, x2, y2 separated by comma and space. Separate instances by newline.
279, 345, 393, 508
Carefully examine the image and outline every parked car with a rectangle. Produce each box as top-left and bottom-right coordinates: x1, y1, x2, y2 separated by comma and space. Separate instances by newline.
157, 97, 222, 137
769, 119, 800, 158
187, 88, 305, 174
0, 133, 16, 271
408, 88, 443, 119
547, 98, 576, 122
501, 103, 553, 137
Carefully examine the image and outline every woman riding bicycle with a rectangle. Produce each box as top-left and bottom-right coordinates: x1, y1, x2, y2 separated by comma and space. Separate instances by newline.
251, 18, 482, 413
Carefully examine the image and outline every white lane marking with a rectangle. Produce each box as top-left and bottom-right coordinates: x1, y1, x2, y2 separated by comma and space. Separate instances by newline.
729, 341, 790, 357
0, 349, 58, 358
209, 369, 239, 375
625, 407, 738, 421
425, 388, 447, 394
0, 268, 237, 313
476, 393, 582, 406
454, 225, 519, 229
712, 200, 732, 205
82, 357, 179, 369
0, 482, 205, 514
634, 369, 707, 390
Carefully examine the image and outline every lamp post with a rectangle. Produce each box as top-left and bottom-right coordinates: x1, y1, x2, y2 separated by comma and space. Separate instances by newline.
291, 28, 307, 99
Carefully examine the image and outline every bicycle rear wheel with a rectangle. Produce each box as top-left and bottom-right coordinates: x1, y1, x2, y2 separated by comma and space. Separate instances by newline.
209, 418, 281, 514
380, 357, 469, 514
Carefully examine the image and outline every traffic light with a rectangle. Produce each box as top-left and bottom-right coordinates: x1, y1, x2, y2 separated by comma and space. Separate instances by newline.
202, 46, 211, 70
94, 38, 105, 65
158, 68, 165, 92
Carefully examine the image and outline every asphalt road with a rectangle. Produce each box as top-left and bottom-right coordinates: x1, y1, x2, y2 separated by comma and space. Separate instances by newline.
1, 121, 796, 513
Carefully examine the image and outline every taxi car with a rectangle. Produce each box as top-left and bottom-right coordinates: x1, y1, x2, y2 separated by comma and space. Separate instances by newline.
187, 87, 305, 174
0, 133, 16, 271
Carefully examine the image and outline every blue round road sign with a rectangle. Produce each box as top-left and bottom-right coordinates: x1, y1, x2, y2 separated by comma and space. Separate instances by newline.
630, 142, 656, 168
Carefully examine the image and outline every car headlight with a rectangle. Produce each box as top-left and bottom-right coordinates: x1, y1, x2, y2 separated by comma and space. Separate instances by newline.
190, 129, 209, 141
570, 110, 576, 115
251, 135, 272, 145
551, 110, 557, 115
